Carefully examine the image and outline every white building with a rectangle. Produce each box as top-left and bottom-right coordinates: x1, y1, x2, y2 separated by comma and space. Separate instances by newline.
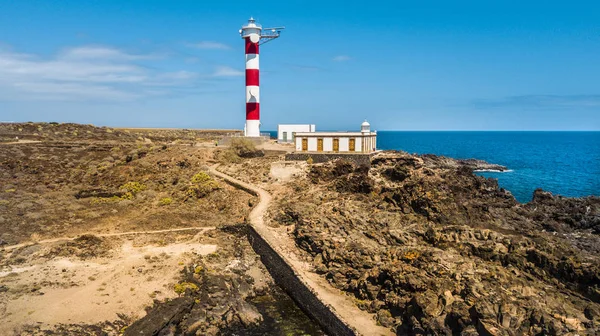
294, 121, 377, 153
277, 124, 315, 143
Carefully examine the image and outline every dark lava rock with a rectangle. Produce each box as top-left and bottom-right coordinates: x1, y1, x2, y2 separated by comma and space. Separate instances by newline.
310, 159, 374, 194
124, 297, 195, 336
276, 151, 600, 335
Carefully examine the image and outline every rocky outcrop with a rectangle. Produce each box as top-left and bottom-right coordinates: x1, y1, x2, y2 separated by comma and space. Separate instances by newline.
274, 152, 600, 335
528, 188, 600, 233
125, 297, 195, 335
421, 153, 508, 171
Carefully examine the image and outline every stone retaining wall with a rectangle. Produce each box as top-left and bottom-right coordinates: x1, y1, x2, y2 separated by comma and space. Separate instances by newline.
218, 135, 269, 146
246, 225, 356, 336
285, 152, 373, 167
219, 178, 259, 197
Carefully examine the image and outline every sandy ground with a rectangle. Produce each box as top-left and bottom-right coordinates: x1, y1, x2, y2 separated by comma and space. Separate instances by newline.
0, 229, 217, 333
0, 124, 274, 334
257, 140, 294, 152
269, 161, 307, 183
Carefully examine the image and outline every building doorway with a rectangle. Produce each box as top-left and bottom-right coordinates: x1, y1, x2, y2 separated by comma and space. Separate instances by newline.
349, 138, 356, 152
317, 138, 323, 152
302, 138, 308, 151
282, 132, 288, 142
333, 138, 339, 152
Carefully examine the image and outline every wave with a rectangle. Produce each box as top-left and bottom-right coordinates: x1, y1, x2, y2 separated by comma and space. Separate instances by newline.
474, 169, 514, 173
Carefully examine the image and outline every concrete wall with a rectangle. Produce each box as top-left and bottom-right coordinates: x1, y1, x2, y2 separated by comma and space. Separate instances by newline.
218, 135, 268, 146
355, 136, 363, 152
246, 225, 356, 336
308, 137, 318, 151
278, 124, 315, 143
339, 137, 349, 152
285, 153, 373, 167
323, 137, 333, 152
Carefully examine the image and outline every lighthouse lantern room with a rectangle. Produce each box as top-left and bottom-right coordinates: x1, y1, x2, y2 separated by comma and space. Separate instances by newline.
239, 18, 284, 137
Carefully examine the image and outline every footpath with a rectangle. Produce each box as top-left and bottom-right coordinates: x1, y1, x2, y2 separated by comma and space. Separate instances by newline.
209, 166, 393, 336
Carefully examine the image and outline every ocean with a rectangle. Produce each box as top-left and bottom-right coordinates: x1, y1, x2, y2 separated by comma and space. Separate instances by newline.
377, 131, 600, 203
269, 130, 599, 203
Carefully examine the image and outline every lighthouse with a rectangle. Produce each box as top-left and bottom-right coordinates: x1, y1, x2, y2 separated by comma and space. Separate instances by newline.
239, 18, 284, 137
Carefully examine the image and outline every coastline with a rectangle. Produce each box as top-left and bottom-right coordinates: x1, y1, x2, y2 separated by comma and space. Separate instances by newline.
376, 130, 600, 202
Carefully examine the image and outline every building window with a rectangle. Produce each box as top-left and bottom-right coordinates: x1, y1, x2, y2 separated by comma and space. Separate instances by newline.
349, 138, 355, 152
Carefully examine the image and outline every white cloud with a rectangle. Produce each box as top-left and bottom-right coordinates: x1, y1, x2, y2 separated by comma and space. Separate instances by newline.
159, 71, 198, 80
186, 41, 231, 50
12, 82, 141, 101
59, 46, 156, 61
0, 45, 241, 101
333, 55, 351, 62
212, 66, 243, 77
0, 48, 152, 101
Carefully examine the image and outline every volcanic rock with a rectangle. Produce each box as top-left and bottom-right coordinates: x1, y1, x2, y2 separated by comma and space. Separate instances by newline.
273, 151, 600, 334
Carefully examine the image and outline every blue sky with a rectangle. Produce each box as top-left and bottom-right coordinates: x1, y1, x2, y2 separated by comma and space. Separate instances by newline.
0, 0, 599, 130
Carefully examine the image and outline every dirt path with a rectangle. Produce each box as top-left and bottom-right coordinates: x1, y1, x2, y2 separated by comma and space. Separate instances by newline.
209, 166, 393, 336
2, 227, 215, 252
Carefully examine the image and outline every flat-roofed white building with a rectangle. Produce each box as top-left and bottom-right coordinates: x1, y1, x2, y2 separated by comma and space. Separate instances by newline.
294, 121, 377, 153
277, 124, 315, 143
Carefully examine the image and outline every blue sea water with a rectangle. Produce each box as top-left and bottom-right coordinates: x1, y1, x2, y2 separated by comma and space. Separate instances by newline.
377, 131, 600, 203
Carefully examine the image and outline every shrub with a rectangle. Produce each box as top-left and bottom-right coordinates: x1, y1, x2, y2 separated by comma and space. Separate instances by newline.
187, 172, 219, 198
191, 172, 211, 184
120, 182, 146, 195
173, 281, 199, 295
230, 138, 256, 157
215, 149, 242, 164
186, 182, 218, 198
216, 138, 264, 163
306, 156, 314, 165
159, 197, 173, 206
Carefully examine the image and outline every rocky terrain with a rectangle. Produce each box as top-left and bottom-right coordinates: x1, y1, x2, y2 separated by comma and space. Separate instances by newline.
0, 122, 237, 144
0, 124, 248, 246
4, 122, 599, 336
0, 122, 319, 335
269, 152, 600, 335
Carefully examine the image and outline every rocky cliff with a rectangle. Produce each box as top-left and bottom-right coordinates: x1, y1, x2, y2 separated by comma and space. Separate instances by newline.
272, 151, 600, 335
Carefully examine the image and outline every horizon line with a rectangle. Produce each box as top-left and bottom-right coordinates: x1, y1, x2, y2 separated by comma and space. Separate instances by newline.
1, 121, 598, 132
373, 129, 600, 132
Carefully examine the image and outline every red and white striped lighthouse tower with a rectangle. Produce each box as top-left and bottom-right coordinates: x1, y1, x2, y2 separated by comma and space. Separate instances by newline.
240, 18, 283, 137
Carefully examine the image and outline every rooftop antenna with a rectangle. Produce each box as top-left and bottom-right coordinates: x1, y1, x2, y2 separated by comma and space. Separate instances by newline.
239, 17, 285, 46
